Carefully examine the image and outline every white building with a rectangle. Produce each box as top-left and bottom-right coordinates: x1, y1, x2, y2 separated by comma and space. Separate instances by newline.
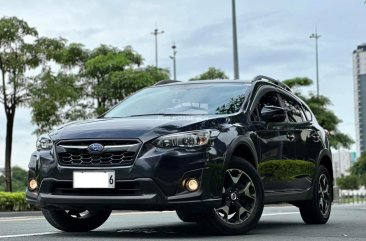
353, 43, 366, 156
332, 150, 356, 179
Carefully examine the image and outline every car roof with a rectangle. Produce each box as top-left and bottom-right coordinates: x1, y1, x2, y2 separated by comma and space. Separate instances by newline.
154, 76, 294, 96
154, 79, 292, 93
154, 79, 252, 86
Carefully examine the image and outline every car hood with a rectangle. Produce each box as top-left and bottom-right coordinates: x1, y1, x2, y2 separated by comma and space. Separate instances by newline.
51, 115, 233, 142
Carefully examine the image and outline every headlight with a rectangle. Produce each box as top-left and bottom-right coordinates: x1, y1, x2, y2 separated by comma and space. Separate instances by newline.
154, 130, 217, 148
36, 134, 53, 151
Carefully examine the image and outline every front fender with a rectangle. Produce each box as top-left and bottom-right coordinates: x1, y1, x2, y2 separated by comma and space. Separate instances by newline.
223, 134, 258, 170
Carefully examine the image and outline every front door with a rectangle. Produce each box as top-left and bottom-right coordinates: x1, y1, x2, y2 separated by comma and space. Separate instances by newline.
249, 89, 297, 193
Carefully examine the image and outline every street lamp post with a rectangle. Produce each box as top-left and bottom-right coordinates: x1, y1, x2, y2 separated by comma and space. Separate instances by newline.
232, 0, 240, 80
310, 28, 321, 97
151, 28, 164, 68
170, 43, 177, 80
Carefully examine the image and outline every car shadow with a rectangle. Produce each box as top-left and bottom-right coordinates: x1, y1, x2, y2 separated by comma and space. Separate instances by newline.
50, 221, 307, 239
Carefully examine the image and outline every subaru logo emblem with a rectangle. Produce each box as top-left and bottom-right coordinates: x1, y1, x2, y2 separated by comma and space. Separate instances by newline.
88, 143, 104, 153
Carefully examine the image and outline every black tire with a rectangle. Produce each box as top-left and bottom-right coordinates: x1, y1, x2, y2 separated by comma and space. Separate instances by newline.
176, 210, 198, 222
42, 209, 111, 232
299, 165, 332, 224
198, 157, 264, 235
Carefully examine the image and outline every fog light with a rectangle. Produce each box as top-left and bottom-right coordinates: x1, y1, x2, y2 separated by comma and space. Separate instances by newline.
28, 179, 38, 191
185, 178, 199, 192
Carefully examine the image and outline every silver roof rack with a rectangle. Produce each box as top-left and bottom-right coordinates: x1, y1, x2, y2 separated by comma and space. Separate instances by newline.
252, 75, 292, 92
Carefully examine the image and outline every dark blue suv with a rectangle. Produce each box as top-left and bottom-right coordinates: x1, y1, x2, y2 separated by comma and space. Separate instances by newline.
26, 75, 333, 235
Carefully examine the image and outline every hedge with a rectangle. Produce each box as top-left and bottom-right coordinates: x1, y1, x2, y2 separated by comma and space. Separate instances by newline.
0, 192, 37, 211
258, 159, 316, 182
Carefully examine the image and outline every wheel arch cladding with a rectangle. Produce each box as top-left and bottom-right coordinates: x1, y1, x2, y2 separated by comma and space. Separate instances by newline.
320, 155, 333, 183
232, 145, 257, 169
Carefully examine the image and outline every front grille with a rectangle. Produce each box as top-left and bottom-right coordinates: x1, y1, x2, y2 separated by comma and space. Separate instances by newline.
56, 139, 141, 167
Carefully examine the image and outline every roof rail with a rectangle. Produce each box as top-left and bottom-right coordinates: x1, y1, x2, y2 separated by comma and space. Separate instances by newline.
252, 75, 292, 92
154, 80, 180, 86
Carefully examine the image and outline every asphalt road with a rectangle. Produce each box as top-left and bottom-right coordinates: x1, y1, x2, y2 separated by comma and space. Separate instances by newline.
0, 204, 365, 241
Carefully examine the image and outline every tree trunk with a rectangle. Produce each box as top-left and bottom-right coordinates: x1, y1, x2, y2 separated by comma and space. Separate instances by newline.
4, 110, 15, 192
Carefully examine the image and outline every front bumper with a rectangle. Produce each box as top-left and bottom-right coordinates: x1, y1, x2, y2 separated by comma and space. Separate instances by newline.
26, 177, 221, 210
26, 144, 225, 210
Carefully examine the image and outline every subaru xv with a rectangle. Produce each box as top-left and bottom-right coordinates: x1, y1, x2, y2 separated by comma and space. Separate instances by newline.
26, 75, 333, 235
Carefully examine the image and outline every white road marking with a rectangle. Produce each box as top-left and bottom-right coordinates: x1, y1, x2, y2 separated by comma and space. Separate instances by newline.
262, 212, 299, 216
0, 232, 60, 239
0, 217, 44, 222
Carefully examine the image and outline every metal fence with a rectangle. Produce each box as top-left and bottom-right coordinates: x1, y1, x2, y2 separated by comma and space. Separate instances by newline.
336, 192, 366, 204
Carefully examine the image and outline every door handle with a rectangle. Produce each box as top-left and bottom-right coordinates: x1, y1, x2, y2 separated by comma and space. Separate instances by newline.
287, 133, 295, 141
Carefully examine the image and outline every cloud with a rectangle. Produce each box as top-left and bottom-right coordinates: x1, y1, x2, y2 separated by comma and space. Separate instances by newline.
1, 0, 366, 169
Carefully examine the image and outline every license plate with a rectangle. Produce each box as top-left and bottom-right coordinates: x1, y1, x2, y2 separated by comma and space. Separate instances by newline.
73, 171, 115, 189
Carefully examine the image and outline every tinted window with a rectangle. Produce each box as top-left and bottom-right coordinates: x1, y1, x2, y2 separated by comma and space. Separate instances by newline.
251, 91, 281, 121
281, 95, 306, 123
303, 106, 313, 121
105, 83, 249, 117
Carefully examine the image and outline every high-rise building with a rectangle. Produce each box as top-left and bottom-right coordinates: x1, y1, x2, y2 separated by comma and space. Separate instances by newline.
332, 150, 357, 180
353, 43, 366, 156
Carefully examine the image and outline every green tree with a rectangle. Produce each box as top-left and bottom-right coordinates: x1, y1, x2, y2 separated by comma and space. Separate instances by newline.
0, 17, 39, 192
83, 45, 143, 114
29, 44, 170, 134
108, 65, 169, 102
360, 174, 366, 187
0, 17, 71, 191
29, 70, 85, 135
351, 152, 366, 177
283, 77, 353, 149
337, 175, 360, 190
190, 67, 229, 80
0, 166, 27, 192
29, 40, 89, 135
10, 166, 27, 192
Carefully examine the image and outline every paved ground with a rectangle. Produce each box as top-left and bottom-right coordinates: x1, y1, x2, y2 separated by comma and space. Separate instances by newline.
0, 204, 365, 240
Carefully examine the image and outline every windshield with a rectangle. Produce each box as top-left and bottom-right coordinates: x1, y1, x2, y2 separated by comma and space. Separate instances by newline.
104, 83, 249, 117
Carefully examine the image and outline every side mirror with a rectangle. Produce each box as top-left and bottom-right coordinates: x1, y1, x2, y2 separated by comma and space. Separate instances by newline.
260, 106, 286, 122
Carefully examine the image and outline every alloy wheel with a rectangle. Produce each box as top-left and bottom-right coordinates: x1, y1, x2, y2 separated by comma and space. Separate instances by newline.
215, 168, 256, 224
65, 209, 88, 218
318, 173, 330, 216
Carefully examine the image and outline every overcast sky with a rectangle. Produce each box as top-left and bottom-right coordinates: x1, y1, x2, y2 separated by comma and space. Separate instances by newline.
1, 0, 366, 169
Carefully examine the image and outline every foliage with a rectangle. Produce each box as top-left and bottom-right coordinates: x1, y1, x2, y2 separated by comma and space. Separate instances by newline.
83, 45, 135, 115
10, 166, 27, 192
258, 159, 315, 182
0, 166, 27, 192
360, 174, 366, 187
0, 176, 3, 192
216, 95, 246, 114
0, 192, 33, 211
190, 67, 229, 80
283, 77, 353, 149
108, 66, 169, 102
29, 43, 169, 133
337, 175, 360, 190
351, 152, 366, 177
0, 16, 39, 192
29, 70, 86, 135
